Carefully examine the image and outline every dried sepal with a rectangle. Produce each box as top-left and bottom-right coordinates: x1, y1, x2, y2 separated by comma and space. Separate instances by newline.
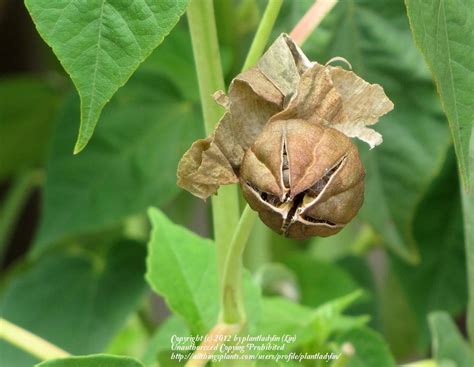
177, 114, 238, 200
269, 66, 345, 125
256, 34, 310, 96
323, 66, 394, 148
227, 67, 283, 154
271, 62, 393, 148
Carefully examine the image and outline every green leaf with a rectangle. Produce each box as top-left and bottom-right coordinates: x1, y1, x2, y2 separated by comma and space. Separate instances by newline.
34, 71, 202, 252
146, 208, 261, 335
376, 266, 419, 359
0, 240, 146, 367
391, 149, 466, 348
309, 0, 451, 261
146, 208, 217, 334
257, 291, 368, 349
25, 0, 189, 152
429, 312, 474, 367
105, 316, 149, 357
284, 254, 359, 308
405, 0, 474, 189
335, 327, 396, 367
142, 316, 190, 367
0, 77, 61, 179
254, 263, 299, 299
35, 354, 144, 367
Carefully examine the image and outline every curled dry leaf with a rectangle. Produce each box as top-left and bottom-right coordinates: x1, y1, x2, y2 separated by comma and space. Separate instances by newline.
177, 34, 393, 238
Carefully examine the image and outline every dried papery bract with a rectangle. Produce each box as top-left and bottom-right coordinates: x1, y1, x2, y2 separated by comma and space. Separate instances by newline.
177, 33, 393, 238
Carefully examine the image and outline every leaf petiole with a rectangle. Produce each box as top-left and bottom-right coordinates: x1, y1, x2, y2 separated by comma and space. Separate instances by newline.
0, 318, 70, 361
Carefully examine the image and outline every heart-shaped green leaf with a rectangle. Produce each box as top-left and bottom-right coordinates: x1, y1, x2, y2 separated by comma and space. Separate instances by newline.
25, 0, 189, 152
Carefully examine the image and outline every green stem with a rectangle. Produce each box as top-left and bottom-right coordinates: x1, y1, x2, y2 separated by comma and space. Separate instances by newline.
187, 0, 226, 136
0, 171, 39, 261
0, 318, 70, 360
185, 322, 241, 367
242, 0, 283, 71
244, 220, 272, 272
187, 0, 241, 317
220, 205, 258, 323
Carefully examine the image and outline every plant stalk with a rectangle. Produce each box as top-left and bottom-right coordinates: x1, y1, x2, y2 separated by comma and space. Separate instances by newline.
185, 323, 241, 367
0, 318, 70, 361
187, 0, 241, 302
290, 0, 338, 45
220, 205, 258, 323
242, 0, 283, 71
187, 0, 283, 328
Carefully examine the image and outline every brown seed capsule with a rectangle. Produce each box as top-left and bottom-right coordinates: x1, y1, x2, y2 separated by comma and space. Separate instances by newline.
240, 119, 365, 240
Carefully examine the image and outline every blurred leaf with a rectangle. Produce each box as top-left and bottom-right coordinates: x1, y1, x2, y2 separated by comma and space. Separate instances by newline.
35, 354, 144, 367
0, 77, 61, 179
405, 0, 474, 189
359, 85, 449, 262
391, 149, 466, 348
257, 291, 368, 349
142, 316, 190, 367
335, 327, 396, 367
428, 311, 474, 367
284, 254, 359, 308
336, 255, 379, 325
141, 26, 198, 102
141, 23, 232, 110
254, 263, 299, 300
146, 208, 261, 335
106, 316, 149, 358
309, 221, 362, 262
0, 240, 146, 367
34, 72, 202, 252
308, 0, 451, 261
25, 0, 189, 152
377, 262, 419, 359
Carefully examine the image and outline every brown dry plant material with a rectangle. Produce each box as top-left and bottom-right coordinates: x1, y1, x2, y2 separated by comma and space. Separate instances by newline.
177, 34, 394, 239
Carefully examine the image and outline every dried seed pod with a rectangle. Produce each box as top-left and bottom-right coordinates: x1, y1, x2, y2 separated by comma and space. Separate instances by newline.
240, 119, 364, 240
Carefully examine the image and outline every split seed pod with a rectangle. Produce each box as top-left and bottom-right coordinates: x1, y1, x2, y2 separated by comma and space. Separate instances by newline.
177, 34, 393, 240
240, 119, 364, 239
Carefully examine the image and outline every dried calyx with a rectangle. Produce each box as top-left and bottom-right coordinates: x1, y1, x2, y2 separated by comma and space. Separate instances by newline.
177, 34, 393, 239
